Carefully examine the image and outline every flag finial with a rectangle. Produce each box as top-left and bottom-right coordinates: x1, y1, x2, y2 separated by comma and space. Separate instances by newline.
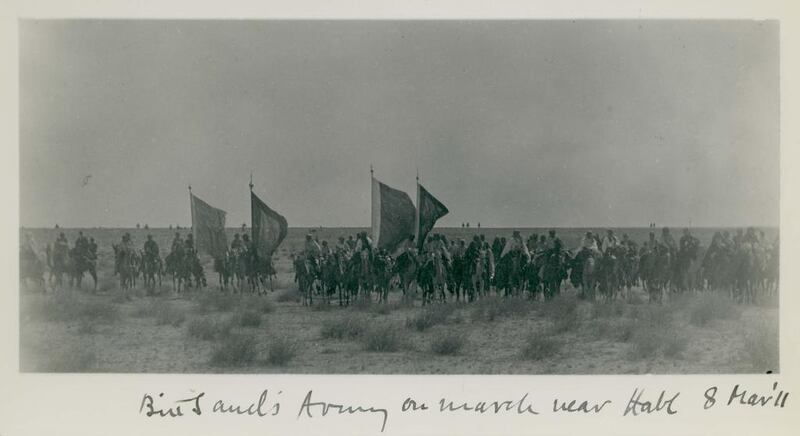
370, 164, 374, 177
249, 172, 254, 191
188, 185, 192, 192
416, 167, 419, 183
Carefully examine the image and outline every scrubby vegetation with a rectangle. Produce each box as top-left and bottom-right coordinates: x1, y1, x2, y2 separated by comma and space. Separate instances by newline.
407, 304, 458, 331
210, 333, 258, 367
363, 324, 406, 352
320, 315, 368, 339
430, 331, 468, 355
267, 337, 298, 366
520, 332, 562, 361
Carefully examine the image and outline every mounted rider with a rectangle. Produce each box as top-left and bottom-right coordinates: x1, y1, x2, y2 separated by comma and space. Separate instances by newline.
170, 232, 184, 257
54, 232, 69, 261
500, 230, 531, 262
601, 229, 619, 255
75, 231, 89, 256
230, 233, 243, 252
144, 234, 159, 257
580, 231, 601, 256
115, 232, 134, 274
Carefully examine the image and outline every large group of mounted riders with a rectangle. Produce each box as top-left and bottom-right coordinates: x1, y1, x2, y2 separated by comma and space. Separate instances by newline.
20, 226, 778, 307
291, 226, 779, 307
19, 229, 277, 297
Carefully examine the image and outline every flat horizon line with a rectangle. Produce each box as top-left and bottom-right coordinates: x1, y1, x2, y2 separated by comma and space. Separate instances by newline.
19, 225, 780, 230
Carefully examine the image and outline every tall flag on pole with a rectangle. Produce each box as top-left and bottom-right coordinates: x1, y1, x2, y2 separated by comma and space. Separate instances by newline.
371, 168, 416, 251
251, 190, 288, 258
189, 189, 228, 258
415, 178, 449, 251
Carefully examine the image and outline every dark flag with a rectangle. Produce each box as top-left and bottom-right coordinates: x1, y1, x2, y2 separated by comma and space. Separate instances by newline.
190, 193, 228, 258
415, 183, 449, 251
251, 191, 288, 258
371, 177, 416, 251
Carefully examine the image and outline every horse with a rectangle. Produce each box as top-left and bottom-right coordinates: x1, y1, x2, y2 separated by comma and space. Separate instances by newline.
499, 250, 527, 297
394, 251, 419, 297
20, 246, 46, 293
640, 247, 670, 303
213, 251, 234, 292
372, 253, 394, 303
466, 249, 492, 302
141, 251, 163, 293
417, 252, 440, 305
112, 244, 136, 292
164, 250, 192, 293
572, 249, 598, 301
541, 249, 570, 301
68, 247, 98, 291
48, 243, 70, 289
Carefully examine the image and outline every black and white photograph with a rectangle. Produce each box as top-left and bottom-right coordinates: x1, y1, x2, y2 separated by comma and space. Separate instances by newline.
18, 19, 779, 375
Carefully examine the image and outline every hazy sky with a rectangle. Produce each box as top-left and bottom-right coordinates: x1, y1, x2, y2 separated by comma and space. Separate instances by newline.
20, 20, 779, 228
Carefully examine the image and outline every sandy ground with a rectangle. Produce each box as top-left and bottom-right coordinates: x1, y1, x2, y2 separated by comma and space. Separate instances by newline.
19, 283, 777, 374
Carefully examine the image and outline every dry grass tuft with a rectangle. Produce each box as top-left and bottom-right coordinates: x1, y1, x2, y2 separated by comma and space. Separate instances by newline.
276, 289, 302, 303
187, 317, 234, 341
471, 296, 535, 322
267, 337, 298, 366
430, 331, 468, 355
407, 304, 457, 331
743, 318, 779, 373
363, 324, 406, 352
689, 293, 740, 327
236, 310, 263, 328
541, 294, 581, 333
195, 291, 237, 313
520, 332, 562, 361
209, 333, 258, 367
26, 294, 118, 324
320, 315, 368, 340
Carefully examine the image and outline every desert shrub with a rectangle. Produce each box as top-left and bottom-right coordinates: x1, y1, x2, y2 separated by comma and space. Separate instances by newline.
592, 300, 626, 319
38, 348, 96, 372
407, 304, 457, 331
363, 324, 405, 352
98, 280, 118, 294
430, 331, 467, 355
743, 319, 779, 373
311, 302, 335, 312
663, 334, 689, 358
320, 316, 368, 340
629, 328, 664, 359
209, 334, 258, 367
615, 317, 638, 342
520, 332, 562, 361
110, 290, 128, 304
267, 337, 298, 366
351, 298, 373, 311
240, 297, 274, 314
154, 302, 187, 327
196, 292, 237, 313
541, 295, 581, 333
187, 317, 234, 341
471, 296, 535, 322
27, 295, 118, 324
689, 294, 740, 327
276, 289, 301, 303
237, 310, 262, 328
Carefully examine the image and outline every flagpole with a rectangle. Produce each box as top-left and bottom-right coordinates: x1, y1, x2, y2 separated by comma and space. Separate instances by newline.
414, 168, 420, 248
249, 172, 254, 250
188, 184, 194, 241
